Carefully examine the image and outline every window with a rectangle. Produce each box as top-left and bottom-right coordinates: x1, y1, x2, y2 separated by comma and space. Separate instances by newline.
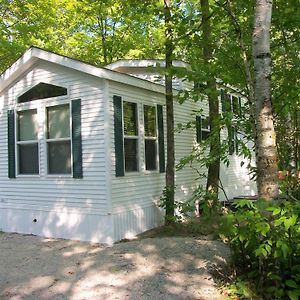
144, 105, 157, 170
17, 109, 39, 174
123, 101, 138, 172
46, 104, 71, 174
18, 82, 67, 103
196, 116, 210, 143
228, 126, 239, 155
221, 90, 242, 116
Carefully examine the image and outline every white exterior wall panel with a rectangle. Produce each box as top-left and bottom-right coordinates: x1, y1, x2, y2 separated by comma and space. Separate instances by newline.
0, 61, 112, 243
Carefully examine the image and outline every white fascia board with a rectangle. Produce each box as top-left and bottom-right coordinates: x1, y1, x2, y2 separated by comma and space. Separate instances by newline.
105, 59, 191, 70
0, 47, 167, 95
0, 48, 39, 92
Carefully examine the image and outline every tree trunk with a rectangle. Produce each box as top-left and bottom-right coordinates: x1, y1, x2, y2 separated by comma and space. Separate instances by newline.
164, 0, 175, 222
252, 0, 279, 200
201, 0, 221, 198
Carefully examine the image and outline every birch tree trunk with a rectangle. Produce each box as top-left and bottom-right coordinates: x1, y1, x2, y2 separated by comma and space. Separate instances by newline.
200, 0, 221, 199
164, 0, 175, 222
253, 0, 279, 200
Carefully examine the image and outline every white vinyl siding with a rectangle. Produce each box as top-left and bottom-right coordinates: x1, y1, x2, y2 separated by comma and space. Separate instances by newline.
0, 61, 108, 215
109, 81, 203, 213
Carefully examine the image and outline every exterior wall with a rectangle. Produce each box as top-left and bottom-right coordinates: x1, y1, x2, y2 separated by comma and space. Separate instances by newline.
219, 94, 257, 201
0, 55, 257, 244
220, 155, 256, 201
0, 61, 113, 243
108, 81, 204, 239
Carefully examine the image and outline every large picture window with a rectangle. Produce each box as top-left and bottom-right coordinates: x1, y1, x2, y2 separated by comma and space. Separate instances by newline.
17, 109, 39, 174
144, 105, 157, 170
123, 101, 138, 172
46, 104, 71, 174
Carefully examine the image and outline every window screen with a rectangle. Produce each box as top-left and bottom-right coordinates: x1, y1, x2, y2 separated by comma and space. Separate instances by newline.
144, 105, 157, 171
17, 109, 39, 175
46, 104, 71, 174
123, 101, 139, 172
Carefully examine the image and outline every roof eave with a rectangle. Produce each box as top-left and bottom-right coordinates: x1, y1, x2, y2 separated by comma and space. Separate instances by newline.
0, 47, 167, 95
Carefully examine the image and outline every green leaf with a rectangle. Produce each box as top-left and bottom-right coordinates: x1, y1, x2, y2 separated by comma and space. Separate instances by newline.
275, 217, 286, 227
285, 280, 299, 289
288, 290, 300, 300
284, 215, 298, 230
267, 207, 281, 215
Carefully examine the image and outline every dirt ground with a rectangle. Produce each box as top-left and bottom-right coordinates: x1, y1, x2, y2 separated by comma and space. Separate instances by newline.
0, 232, 231, 300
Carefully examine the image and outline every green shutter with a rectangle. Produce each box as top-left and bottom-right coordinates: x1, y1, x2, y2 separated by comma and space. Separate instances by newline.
238, 97, 242, 116
7, 110, 16, 178
221, 89, 226, 112
157, 105, 165, 173
72, 99, 83, 178
228, 125, 234, 155
113, 95, 125, 177
196, 116, 202, 143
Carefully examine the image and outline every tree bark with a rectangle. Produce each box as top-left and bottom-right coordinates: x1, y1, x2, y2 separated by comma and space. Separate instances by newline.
252, 0, 279, 200
164, 0, 175, 222
201, 0, 221, 197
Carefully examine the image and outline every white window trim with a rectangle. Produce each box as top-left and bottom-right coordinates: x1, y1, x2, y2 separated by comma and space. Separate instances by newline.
15, 107, 41, 177
143, 104, 159, 173
14, 91, 73, 178
122, 100, 140, 174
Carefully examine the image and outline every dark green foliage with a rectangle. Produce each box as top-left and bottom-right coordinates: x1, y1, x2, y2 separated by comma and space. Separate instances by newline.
219, 198, 300, 299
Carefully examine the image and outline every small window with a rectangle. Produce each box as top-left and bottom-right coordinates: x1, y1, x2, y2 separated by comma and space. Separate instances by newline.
228, 125, 239, 155
18, 82, 67, 103
221, 90, 242, 116
123, 101, 138, 172
196, 116, 210, 143
46, 104, 71, 174
17, 109, 39, 174
144, 105, 157, 171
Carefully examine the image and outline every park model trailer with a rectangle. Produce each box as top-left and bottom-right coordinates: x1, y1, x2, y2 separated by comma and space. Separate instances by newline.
0, 47, 256, 243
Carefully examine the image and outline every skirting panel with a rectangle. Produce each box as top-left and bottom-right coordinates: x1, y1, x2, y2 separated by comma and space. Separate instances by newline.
113, 205, 164, 241
0, 207, 114, 244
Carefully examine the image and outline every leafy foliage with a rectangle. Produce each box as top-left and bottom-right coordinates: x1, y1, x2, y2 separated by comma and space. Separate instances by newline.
219, 198, 300, 299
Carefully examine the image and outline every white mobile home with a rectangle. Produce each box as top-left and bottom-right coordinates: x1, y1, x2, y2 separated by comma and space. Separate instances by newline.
0, 47, 256, 243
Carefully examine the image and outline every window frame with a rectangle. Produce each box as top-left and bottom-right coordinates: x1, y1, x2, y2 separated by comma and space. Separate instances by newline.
14, 84, 73, 178
45, 102, 72, 176
17, 82, 69, 104
122, 100, 140, 174
15, 107, 40, 177
143, 104, 158, 172
196, 116, 210, 143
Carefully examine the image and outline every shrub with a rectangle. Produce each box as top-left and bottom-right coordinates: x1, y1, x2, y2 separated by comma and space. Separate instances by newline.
218, 199, 300, 299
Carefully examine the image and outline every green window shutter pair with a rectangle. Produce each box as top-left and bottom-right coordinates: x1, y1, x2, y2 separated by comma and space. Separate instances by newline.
7, 99, 83, 179
113, 95, 165, 176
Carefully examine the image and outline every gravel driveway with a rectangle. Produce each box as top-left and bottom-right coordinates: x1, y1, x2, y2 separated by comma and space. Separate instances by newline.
0, 232, 230, 300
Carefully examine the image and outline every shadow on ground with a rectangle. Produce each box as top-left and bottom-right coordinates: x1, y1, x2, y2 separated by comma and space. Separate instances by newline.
0, 232, 230, 300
